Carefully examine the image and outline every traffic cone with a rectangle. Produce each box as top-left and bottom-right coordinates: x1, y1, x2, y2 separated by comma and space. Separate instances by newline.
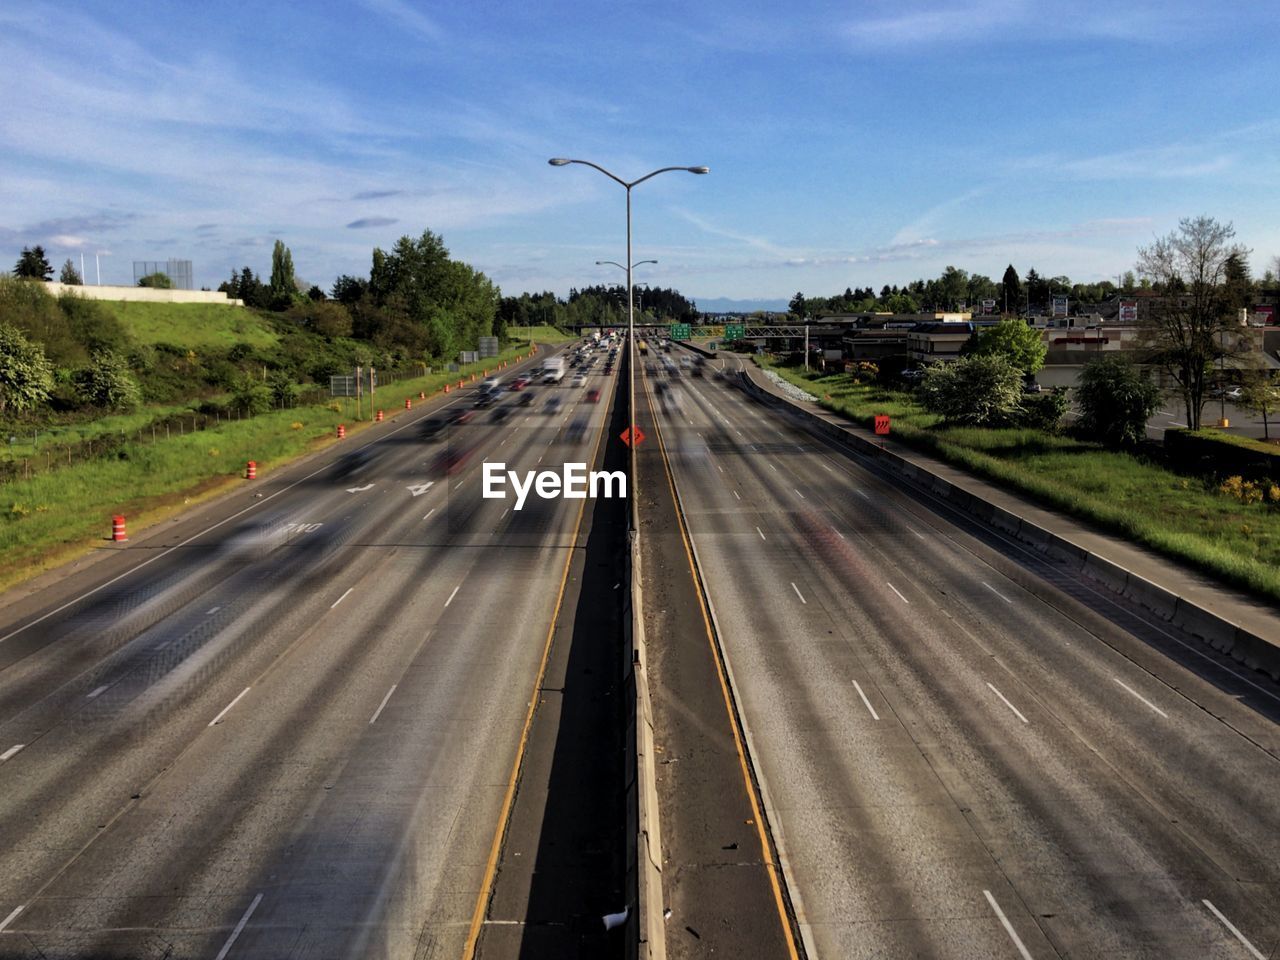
112, 515, 128, 542
337, 424, 346, 439
246, 460, 257, 479
376, 409, 384, 422
405, 398, 412, 409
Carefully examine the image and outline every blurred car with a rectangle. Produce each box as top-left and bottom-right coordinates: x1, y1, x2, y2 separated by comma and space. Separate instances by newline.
419, 417, 446, 441
332, 448, 373, 481
571, 374, 587, 388
490, 404, 511, 423
473, 392, 496, 408
1023, 382, 1044, 394
445, 408, 474, 426
565, 416, 588, 443
517, 391, 535, 407
544, 395, 562, 414
586, 388, 601, 403
509, 375, 530, 390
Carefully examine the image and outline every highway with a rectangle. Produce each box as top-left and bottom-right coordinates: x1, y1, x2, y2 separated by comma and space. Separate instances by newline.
641, 349, 1280, 959
0, 348, 620, 960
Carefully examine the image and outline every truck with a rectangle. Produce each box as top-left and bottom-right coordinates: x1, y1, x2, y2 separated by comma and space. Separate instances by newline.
542, 357, 565, 384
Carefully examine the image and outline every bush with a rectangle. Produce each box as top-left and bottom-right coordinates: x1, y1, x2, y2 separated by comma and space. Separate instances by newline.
72, 350, 142, 411
1075, 355, 1160, 448
918, 354, 1024, 427
268, 372, 300, 408
137, 272, 172, 289
230, 377, 272, 415
1021, 389, 1069, 431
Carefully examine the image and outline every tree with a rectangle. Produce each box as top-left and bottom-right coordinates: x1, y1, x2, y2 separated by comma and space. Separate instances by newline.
73, 349, 141, 410
269, 239, 298, 309
1238, 368, 1280, 441
0, 323, 54, 414
972, 317, 1047, 374
918, 355, 1024, 427
1136, 215, 1251, 430
1075, 355, 1160, 447
59, 259, 82, 285
14, 246, 53, 281
1001, 264, 1021, 315
789, 291, 807, 320
137, 272, 172, 289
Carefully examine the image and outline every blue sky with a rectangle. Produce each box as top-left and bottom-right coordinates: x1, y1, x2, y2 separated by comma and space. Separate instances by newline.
2, 1, 1277, 306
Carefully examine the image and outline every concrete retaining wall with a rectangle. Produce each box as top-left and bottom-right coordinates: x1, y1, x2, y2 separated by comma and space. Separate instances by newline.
43, 282, 243, 305
735, 365, 1280, 682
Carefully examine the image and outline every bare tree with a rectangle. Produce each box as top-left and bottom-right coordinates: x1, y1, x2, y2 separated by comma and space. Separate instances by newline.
1136, 216, 1250, 430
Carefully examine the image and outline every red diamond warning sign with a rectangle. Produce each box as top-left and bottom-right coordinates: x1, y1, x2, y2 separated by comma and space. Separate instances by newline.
620, 426, 646, 448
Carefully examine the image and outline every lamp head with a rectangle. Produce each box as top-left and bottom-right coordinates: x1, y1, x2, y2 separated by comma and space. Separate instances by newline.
548, 158, 571, 166
688, 166, 710, 174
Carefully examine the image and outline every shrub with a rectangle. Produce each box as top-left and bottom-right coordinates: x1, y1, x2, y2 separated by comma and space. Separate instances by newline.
1075, 355, 1160, 447
918, 354, 1024, 427
72, 349, 142, 411
230, 377, 272, 415
1021, 389, 1069, 431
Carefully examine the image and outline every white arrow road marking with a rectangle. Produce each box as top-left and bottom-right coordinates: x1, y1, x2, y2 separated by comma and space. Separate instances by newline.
407, 481, 435, 497
346, 484, 374, 493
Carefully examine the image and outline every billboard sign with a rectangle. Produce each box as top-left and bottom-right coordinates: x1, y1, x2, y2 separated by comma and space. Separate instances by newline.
981, 299, 996, 315
1119, 300, 1139, 323
1052, 296, 1069, 318
1255, 304, 1277, 326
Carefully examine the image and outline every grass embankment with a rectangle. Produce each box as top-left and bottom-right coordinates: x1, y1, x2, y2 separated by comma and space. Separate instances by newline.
0, 344, 537, 590
92, 300, 280, 348
507, 324, 576, 344
757, 358, 1280, 603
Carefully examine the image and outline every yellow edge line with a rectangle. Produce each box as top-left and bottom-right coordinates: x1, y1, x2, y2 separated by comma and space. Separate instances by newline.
641, 366, 803, 960
461, 383, 614, 959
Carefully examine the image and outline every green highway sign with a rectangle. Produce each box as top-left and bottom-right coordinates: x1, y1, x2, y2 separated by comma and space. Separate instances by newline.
670, 323, 691, 340
724, 323, 745, 341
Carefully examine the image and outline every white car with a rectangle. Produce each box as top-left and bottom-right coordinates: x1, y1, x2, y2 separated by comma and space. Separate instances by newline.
571, 374, 587, 388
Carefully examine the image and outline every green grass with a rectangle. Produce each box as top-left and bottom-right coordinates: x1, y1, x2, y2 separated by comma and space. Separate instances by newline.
0, 343, 537, 589
506, 325, 576, 344
93, 301, 280, 349
757, 357, 1280, 603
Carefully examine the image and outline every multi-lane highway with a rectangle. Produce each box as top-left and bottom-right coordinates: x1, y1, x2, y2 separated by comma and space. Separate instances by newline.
0, 347, 620, 960
641, 348, 1280, 959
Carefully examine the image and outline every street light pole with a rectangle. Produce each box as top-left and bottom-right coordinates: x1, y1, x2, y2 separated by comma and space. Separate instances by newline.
550, 158, 708, 445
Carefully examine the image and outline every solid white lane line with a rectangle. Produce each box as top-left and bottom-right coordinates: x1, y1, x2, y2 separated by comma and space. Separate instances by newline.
756, 526, 767, 541
369, 685, 397, 724
855, 489, 871, 500
87, 685, 109, 699
1, 744, 24, 761
445, 585, 461, 607
852, 680, 880, 720
1114, 678, 1169, 718
907, 526, 926, 540
454, 481, 464, 490
733, 490, 741, 500
206, 606, 221, 615
423, 508, 435, 520
986, 683, 1029, 724
791, 582, 807, 604
768, 462, 777, 472
331, 587, 354, 609
500, 508, 508, 520
887, 582, 910, 604
833, 528, 845, 539
982, 581, 1014, 604
794, 488, 805, 499
208, 687, 251, 727
822, 463, 832, 472
214, 892, 264, 960
1202, 900, 1264, 959
983, 890, 1033, 960
0, 905, 24, 933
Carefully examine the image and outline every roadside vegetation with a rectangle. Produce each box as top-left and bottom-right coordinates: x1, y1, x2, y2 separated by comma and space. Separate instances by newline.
757, 356, 1280, 603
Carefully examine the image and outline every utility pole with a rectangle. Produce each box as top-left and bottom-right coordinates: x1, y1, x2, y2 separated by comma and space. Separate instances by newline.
804, 323, 810, 371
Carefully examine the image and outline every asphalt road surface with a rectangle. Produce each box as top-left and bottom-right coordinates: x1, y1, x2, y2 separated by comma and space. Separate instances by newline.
0, 348, 619, 960
642, 349, 1280, 959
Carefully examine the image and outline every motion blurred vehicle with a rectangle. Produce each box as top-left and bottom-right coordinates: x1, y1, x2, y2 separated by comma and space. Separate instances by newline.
479, 376, 502, 394
517, 391, 535, 407
542, 357, 565, 383
419, 417, 447, 440
586, 388, 601, 403
430, 444, 473, 476
571, 373, 587, 388
332, 448, 373, 481
445, 408, 474, 426
473, 391, 496, 408
544, 395, 562, 414
490, 404, 511, 423
565, 416, 588, 443
509, 375, 530, 390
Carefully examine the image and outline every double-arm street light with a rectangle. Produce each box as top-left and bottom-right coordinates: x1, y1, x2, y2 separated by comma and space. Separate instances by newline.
550, 158, 708, 441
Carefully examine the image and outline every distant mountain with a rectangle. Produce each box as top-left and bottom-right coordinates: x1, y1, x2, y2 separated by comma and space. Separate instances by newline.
692, 296, 790, 314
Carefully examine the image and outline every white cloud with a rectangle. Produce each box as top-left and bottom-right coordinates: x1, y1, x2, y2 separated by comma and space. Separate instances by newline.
355, 0, 444, 43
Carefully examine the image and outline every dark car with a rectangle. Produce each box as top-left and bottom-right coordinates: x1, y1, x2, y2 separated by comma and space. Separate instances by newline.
586, 388, 601, 403
517, 391, 535, 407
473, 392, 496, 408
490, 404, 511, 423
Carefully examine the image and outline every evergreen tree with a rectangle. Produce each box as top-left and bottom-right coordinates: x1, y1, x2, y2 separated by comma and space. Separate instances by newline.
1001, 264, 1021, 315
59, 259, 82, 284
14, 246, 53, 281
